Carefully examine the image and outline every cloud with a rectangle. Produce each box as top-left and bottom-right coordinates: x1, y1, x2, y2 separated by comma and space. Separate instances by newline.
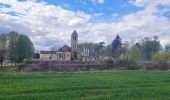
76, 0, 170, 46
92, 0, 105, 4
0, 0, 92, 50
97, 0, 104, 4
0, 0, 170, 51
130, 0, 170, 7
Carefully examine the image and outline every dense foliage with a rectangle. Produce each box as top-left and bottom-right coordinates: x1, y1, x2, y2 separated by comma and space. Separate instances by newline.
16, 34, 35, 62
152, 52, 170, 70
0, 31, 35, 65
136, 36, 161, 60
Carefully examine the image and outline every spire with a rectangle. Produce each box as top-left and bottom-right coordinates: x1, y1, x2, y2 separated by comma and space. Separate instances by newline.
72, 30, 78, 35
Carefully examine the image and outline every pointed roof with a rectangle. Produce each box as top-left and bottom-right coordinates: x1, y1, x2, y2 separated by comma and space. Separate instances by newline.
72, 30, 78, 35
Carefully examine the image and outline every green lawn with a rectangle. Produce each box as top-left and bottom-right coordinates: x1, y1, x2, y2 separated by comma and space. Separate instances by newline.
0, 71, 170, 100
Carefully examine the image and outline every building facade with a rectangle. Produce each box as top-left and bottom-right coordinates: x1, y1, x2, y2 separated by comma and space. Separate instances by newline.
40, 45, 71, 61
40, 30, 78, 61
40, 30, 108, 61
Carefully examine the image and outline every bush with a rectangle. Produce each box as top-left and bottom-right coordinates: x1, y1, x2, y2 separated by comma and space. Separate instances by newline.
126, 60, 139, 70
100, 58, 113, 65
117, 59, 139, 70
152, 52, 170, 70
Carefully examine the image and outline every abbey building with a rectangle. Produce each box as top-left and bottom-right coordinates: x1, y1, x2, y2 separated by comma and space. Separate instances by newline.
40, 30, 78, 61
40, 30, 109, 61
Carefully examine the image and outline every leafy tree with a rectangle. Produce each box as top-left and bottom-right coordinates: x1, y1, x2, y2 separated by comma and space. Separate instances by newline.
0, 50, 5, 67
106, 44, 112, 56
112, 34, 122, 59
94, 42, 105, 59
137, 36, 161, 61
152, 52, 170, 70
16, 34, 35, 62
127, 45, 142, 61
165, 44, 170, 52
0, 31, 35, 65
33, 53, 40, 59
7, 31, 19, 65
0, 33, 7, 49
0, 33, 7, 67
152, 52, 170, 64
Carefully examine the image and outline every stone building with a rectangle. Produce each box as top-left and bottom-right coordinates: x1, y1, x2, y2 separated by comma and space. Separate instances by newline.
40, 30, 109, 61
40, 30, 78, 61
40, 45, 71, 61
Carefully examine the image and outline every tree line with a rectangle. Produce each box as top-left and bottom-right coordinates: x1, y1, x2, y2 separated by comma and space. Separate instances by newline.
111, 35, 161, 60
0, 31, 35, 67
109, 34, 170, 69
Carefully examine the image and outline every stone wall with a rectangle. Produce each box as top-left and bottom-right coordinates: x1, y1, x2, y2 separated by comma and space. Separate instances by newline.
21, 61, 115, 72
20, 60, 170, 72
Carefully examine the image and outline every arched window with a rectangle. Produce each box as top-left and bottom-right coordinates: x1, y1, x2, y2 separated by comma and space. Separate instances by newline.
74, 36, 76, 40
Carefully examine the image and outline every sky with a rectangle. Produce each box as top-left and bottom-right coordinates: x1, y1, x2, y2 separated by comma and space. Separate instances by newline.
0, 0, 170, 51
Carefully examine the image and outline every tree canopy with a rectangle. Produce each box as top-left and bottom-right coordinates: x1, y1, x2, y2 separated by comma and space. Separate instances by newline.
16, 34, 35, 62
136, 36, 161, 61
0, 31, 35, 66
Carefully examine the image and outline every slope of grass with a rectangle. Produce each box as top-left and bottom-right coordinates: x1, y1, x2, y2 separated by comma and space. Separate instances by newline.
0, 71, 170, 100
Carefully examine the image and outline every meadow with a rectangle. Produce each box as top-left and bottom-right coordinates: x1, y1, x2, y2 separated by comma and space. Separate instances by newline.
0, 71, 170, 100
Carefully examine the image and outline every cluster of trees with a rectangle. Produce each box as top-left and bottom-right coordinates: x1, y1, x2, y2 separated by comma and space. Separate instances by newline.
108, 34, 170, 69
77, 34, 164, 66
110, 35, 162, 61
0, 31, 35, 67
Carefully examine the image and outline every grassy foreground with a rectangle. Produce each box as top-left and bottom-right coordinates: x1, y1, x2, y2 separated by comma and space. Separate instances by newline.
0, 71, 170, 100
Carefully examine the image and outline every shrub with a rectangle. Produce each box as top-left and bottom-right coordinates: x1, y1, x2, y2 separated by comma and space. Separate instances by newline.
125, 59, 139, 70
152, 52, 170, 70
117, 59, 139, 70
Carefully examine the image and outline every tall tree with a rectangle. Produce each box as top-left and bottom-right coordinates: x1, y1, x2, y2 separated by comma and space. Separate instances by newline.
7, 31, 19, 65
0, 33, 7, 67
112, 34, 122, 59
0, 50, 5, 67
137, 36, 161, 61
127, 45, 142, 61
94, 42, 105, 59
165, 44, 170, 52
0, 33, 7, 49
16, 34, 35, 62
106, 44, 112, 57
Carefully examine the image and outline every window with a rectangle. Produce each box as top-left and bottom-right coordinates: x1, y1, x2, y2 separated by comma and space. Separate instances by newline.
59, 54, 61, 58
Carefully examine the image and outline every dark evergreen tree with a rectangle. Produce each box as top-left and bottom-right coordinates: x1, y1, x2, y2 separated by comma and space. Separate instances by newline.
112, 34, 122, 58
33, 53, 40, 59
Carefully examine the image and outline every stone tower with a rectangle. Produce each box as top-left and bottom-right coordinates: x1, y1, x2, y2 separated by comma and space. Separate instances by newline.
71, 30, 78, 61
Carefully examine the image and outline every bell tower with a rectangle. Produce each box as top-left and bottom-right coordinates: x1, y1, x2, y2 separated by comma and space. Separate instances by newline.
71, 30, 78, 60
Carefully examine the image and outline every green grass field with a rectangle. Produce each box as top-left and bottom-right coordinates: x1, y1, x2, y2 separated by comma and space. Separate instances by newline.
0, 71, 170, 100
